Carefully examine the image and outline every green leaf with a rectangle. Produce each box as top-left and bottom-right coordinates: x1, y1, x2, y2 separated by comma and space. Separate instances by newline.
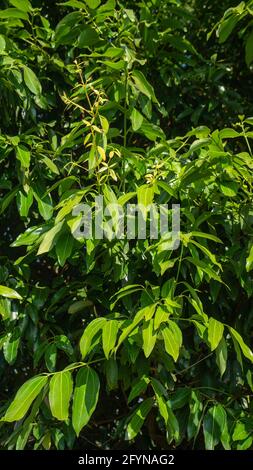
208, 317, 224, 351
154, 306, 168, 330
162, 321, 182, 362
246, 30, 253, 66
142, 319, 157, 358
219, 128, 240, 139
169, 388, 191, 410
189, 239, 221, 268
16, 146, 30, 169
9, 0, 32, 12
84, 0, 101, 8
33, 184, 53, 221
139, 120, 165, 141
130, 108, 143, 131
49, 371, 73, 421
56, 231, 74, 266
237, 436, 253, 450
2, 376, 48, 422
232, 421, 250, 441
127, 376, 150, 403
37, 222, 63, 255
228, 327, 253, 363
42, 156, 60, 175
246, 244, 253, 272
215, 337, 227, 377
220, 181, 238, 197
23, 66, 42, 95
0, 8, 28, 20
151, 379, 179, 441
190, 231, 223, 243
126, 398, 153, 440
131, 70, 158, 103
203, 405, 228, 450
116, 308, 145, 350
3, 328, 20, 365
110, 284, 143, 310
137, 184, 154, 208
72, 367, 100, 436
0, 285, 22, 300
0, 34, 6, 51
105, 358, 118, 390
217, 15, 239, 43
80, 317, 106, 359
17, 189, 33, 218
186, 257, 222, 283
45, 344, 57, 372
55, 11, 82, 46
78, 26, 100, 47
102, 320, 119, 359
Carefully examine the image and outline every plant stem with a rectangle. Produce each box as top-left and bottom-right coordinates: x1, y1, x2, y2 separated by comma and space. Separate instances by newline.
122, 68, 128, 193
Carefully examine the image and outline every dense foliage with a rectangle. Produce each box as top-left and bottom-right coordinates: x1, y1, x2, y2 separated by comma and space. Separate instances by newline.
0, 0, 253, 450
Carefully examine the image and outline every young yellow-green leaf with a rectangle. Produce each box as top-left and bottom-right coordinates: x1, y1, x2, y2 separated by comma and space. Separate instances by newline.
228, 327, 253, 363
42, 156, 60, 175
23, 65, 42, 95
2, 375, 48, 422
0, 34, 6, 51
37, 221, 63, 255
137, 184, 154, 208
100, 115, 109, 134
56, 231, 74, 267
126, 398, 153, 440
162, 321, 182, 362
154, 306, 168, 330
0, 285, 22, 300
130, 108, 143, 131
49, 371, 73, 421
9, 0, 32, 12
142, 303, 157, 321
208, 317, 224, 351
190, 231, 223, 244
142, 319, 157, 358
72, 367, 100, 436
80, 317, 106, 359
0, 8, 28, 20
16, 146, 30, 169
102, 320, 119, 359
131, 70, 158, 103
84, 0, 101, 8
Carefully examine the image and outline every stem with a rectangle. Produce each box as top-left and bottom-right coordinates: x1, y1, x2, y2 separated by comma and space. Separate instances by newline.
122, 68, 128, 193
175, 243, 183, 284
44, 358, 105, 377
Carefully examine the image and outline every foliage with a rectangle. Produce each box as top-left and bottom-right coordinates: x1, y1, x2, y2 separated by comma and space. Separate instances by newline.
0, 0, 253, 450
